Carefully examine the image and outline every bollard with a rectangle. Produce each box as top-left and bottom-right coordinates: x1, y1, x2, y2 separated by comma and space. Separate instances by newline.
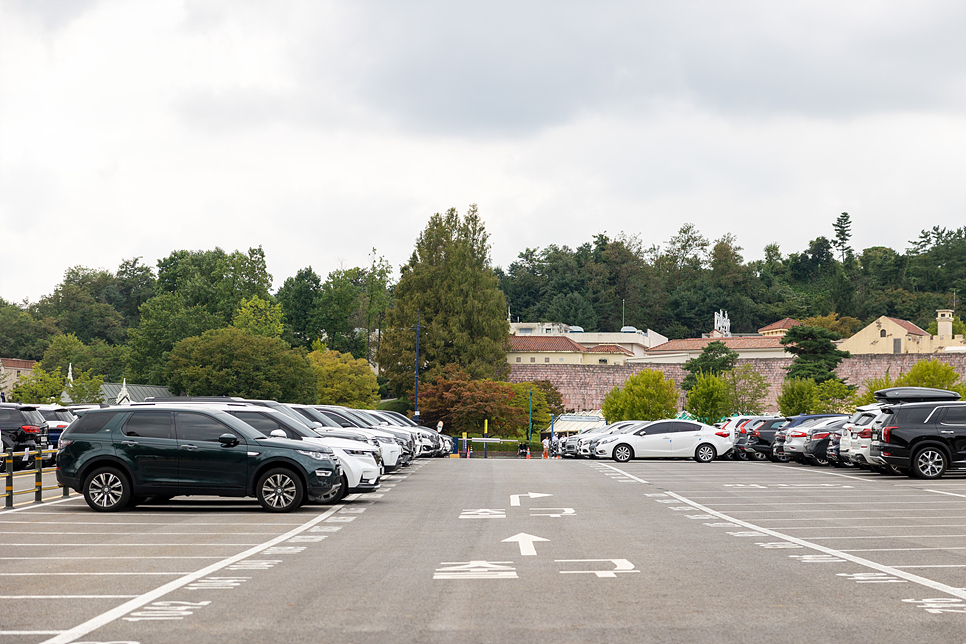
34, 450, 44, 503
4, 453, 13, 509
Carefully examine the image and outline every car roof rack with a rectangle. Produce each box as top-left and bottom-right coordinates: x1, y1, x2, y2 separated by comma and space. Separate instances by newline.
873, 387, 961, 404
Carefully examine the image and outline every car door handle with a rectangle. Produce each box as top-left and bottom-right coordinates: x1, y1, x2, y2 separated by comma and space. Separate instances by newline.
179, 444, 199, 451
940, 430, 955, 434
121, 440, 138, 446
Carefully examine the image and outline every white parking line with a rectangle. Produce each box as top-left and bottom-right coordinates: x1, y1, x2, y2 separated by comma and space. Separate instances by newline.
605, 465, 966, 602
0, 531, 298, 535
926, 489, 966, 499
39, 503, 344, 644
0, 572, 192, 576
807, 534, 966, 540
1, 556, 220, 560
842, 547, 966, 552
0, 543, 264, 547
0, 496, 83, 515
0, 595, 139, 599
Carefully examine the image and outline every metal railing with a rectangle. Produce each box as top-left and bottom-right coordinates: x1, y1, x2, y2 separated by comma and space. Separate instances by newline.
2, 448, 70, 508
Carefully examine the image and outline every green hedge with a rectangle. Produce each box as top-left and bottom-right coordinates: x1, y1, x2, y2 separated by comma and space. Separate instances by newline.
377, 399, 411, 414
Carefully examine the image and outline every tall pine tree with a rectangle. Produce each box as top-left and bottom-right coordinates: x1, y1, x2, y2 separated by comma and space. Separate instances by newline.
377, 205, 509, 399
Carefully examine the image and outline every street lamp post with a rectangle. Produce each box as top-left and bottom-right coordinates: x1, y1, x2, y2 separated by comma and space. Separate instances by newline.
528, 389, 533, 443
412, 316, 424, 423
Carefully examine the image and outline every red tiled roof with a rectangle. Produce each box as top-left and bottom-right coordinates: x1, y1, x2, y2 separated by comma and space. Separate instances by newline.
757, 318, 801, 333
887, 317, 929, 336
585, 344, 633, 356
508, 336, 587, 353
647, 337, 785, 353
1, 358, 36, 369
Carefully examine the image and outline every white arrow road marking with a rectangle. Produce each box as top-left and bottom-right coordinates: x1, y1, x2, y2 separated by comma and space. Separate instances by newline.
502, 533, 549, 556
509, 492, 552, 506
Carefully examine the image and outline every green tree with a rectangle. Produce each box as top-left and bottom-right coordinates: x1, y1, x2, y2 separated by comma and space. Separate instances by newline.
781, 326, 851, 383
8, 366, 65, 404
602, 368, 679, 422
314, 268, 366, 357
415, 365, 525, 437
64, 369, 105, 405
722, 365, 769, 415
377, 205, 509, 397
0, 300, 57, 360
360, 251, 394, 366
898, 358, 962, 390
126, 293, 223, 384
800, 312, 864, 338
165, 327, 317, 403
681, 341, 739, 391
777, 378, 818, 416
684, 372, 730, 424
156, 246, 272, 322
276, 267, 324, 348
307, 348, 379, 408
532, 379, 565, 416
39, 334, 128, 382
813, 379, 856, 413
232, 296, 284, 338
507, 382, 550, 435
832, 212, 853, 261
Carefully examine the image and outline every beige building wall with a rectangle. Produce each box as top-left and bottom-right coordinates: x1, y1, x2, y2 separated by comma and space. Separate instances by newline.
839, 315, 966, 355
509, 352, 584, 366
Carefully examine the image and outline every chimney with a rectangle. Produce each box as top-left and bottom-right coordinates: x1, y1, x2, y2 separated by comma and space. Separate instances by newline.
937, 309, 954, 338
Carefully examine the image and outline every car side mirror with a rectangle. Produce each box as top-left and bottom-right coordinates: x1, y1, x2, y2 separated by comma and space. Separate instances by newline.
636, 430, 647, 436
218, 433, 239, 447
270, 429, 286, 438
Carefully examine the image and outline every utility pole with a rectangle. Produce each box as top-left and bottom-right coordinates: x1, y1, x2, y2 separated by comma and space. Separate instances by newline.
622, 299, 625, 327
528, 389, 533, 443
412, 316, 425, 423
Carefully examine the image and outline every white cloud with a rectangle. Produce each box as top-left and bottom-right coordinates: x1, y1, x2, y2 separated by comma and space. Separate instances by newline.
1, 0, 964, 304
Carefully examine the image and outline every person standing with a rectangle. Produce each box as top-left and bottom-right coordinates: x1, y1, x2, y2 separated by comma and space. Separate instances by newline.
542, 435, 550, 459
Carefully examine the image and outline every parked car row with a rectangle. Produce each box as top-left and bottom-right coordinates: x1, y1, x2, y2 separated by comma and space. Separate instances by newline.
55, 397, 450, 513
0, 403, 69, 471
561, 388, 966, 479
562, 418, 734, 463
730, 387, 966, 480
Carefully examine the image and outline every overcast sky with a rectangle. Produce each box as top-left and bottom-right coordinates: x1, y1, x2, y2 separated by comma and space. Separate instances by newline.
2, 1, 965, 304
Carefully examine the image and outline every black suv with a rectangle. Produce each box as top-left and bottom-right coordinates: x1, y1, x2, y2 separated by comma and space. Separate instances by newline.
0, 403, 50, 471
869, 387, 964, 479
56, 405, 341, 512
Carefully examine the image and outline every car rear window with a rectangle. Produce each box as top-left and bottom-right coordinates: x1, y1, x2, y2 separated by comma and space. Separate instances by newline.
895, 406, 935, 426
65, 411, 123, 435
21, 410, 45, 426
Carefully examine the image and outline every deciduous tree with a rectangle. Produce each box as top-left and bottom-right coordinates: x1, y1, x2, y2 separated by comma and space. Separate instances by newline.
682, 341, 738, 391
307, 348, 379, 408
602, 369, 679, 422
684, 372, 730, 424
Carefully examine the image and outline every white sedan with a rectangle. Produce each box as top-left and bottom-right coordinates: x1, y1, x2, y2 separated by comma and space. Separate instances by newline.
594, 419, 732, 463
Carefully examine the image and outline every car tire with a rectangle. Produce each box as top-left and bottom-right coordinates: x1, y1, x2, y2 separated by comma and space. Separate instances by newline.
315, 473, 348, 505
83, 467, 132, 512
912, 448, 948, 480
734, 450, 748, 461
613, 444, 633, 463
770, 451, 789, 463
256, 468, 304, 512
694, 444, 716, 463
810, 456, 829, 466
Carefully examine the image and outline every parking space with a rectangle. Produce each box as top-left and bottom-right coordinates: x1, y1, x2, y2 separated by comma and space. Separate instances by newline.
591, 459, 966, 623
5, 457, 966, 643
0, 461, 429, 643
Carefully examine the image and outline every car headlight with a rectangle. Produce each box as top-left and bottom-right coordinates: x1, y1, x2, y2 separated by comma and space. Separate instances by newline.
344, 449, 377, 457
297, 449, 332, 461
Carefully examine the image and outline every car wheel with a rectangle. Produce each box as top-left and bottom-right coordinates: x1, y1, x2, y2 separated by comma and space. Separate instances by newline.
770, 451, 789, 463
734, 450, 748, 461
256, 468, 304, 512
613, 444, 633, 463
83, 467, 132, 512
810, 456, 829, 466
912, 448, 947, 480
315, 473, 347, 505
694, 444, 716, 463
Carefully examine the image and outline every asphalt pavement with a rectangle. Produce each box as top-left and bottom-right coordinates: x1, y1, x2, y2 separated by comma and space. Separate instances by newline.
2, 458, 966, 643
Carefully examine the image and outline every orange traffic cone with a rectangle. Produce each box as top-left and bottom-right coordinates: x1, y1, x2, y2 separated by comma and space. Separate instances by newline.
526, 448, 531, 459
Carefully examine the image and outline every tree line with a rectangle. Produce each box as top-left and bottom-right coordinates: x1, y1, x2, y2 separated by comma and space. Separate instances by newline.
1, 209, 964, 431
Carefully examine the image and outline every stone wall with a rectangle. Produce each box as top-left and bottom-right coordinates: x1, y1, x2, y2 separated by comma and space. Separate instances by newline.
509, 354, 966, 413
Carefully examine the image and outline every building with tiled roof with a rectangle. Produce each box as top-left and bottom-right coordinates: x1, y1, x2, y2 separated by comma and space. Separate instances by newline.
636, 336, 789, 364
838, 311, 966, 355
757, 318, 802, 337
507, 335, 632, 366
0, 358, 37, 401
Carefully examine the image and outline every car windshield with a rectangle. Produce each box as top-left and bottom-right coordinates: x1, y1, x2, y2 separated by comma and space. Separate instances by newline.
296, 407, 342, 428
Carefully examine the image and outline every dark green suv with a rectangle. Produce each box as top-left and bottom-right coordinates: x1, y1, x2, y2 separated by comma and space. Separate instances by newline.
56, 405, 340, 512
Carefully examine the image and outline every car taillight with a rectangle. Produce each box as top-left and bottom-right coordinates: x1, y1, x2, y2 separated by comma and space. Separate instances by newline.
738, 421, 750, 434
753, 428, 761, 437
789, 431, 807, 438
715, 431, 729, 438
20, 425, 40, 434
858, 429, 872, 439
812, 432, 830, 440
882, 426, 897, 443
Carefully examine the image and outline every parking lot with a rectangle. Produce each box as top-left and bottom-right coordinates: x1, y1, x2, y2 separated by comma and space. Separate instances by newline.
3, 458, 966, 644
